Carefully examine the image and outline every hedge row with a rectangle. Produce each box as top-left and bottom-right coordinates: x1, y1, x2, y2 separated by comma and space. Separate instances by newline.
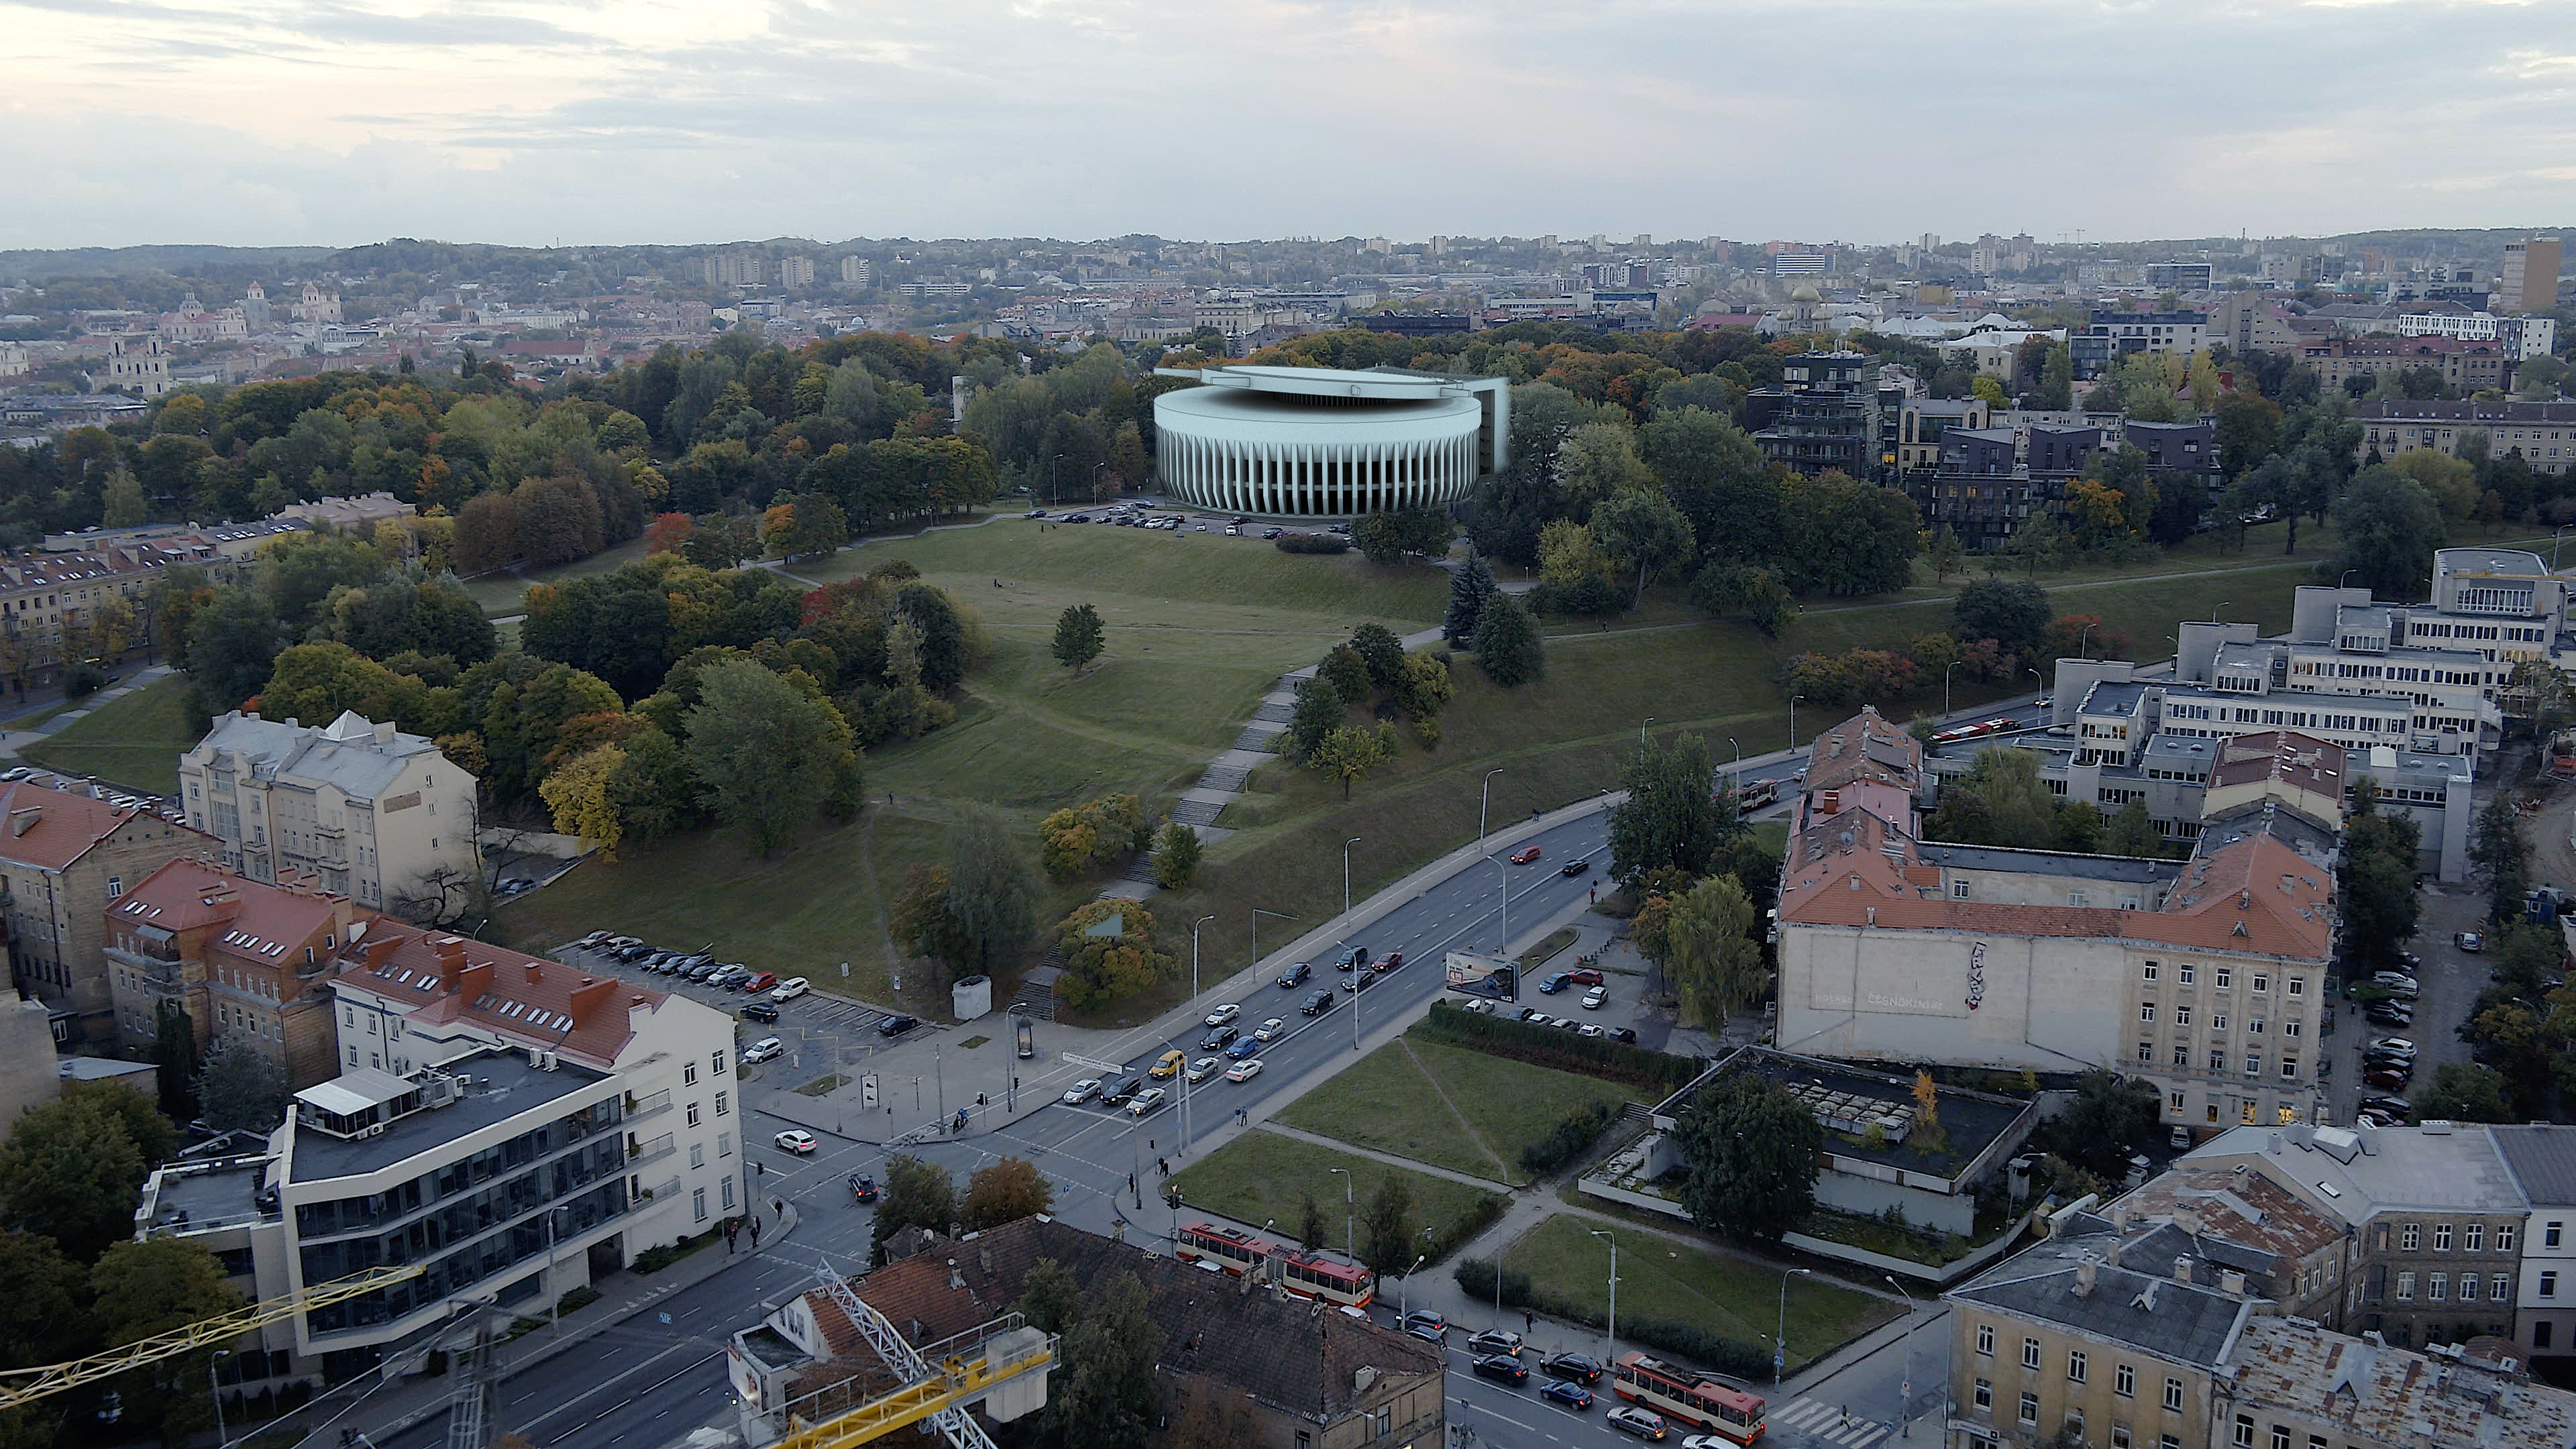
1417, 1003, 1703, 1094
1519, 1100, 1621, 1176
1426, 1189, 1508, 1265
1275, 533, 1350, 554
1452, 1255, 1770, 1381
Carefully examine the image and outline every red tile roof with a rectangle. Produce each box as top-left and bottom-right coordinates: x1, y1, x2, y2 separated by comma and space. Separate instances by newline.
1805, 706, 1922, 794
336, 918, 668, 1069
112, 859, 345, 958
0, 780, 205, 870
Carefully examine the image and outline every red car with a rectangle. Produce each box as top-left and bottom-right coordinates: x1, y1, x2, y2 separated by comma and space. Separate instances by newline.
744, 971, 778, 993
1511, 846, 1543, 865
1562, 967, 1604, 986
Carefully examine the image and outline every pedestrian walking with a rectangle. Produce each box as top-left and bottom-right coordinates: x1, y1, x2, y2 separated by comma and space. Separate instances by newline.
726, 1220, 740, 1253
757, 1159, 766, 1178
1127, 1171, 1137, 1193
749, 1217, 762, 1248
772, 1196, 784, 1218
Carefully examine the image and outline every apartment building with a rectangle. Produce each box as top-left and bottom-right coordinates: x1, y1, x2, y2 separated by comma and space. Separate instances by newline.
1776, 712, 2335, 1135
0, 779, 213, 1044
2502, 238, 2563, 314
2492, 1126, 2576, 1362
2298, 335, 2516, 396
178, 711, 478, 916
2351, 399, 2576, 476
1907, 417, 2218, 553
2072, 311, 2211, 381
103, 860, 362, 1087
134, 922, 739, 1385
1743, 351, 1884, 478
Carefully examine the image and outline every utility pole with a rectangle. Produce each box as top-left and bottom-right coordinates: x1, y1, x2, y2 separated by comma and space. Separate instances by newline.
1190, 914, 1214, 999
1329, 1167, 1354, 1264
1479, 768, 1505, 843
1344, 837, 1363, 1052
1590, 1230, 1619, 1366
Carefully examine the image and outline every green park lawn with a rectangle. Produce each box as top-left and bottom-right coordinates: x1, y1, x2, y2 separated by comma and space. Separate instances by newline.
19, 674, 201, 796
1275, 1035, 1633, 1186
1498, 1213, 1899, 1375
1165, 1128, 1505, 1263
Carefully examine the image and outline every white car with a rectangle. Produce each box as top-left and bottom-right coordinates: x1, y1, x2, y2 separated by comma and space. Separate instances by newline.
1581, 986, 1607, 1010
741, 1036, 785, 1064
1185, 1057, 1223, 1083
1128, 1087, 1167, 1116
771, 977, 811, 1002
1225, 1059, 1264, 1083
1203, 1003, 1242, 1028
1061, 1079, 1102, 1105
773, 1130, 818, 1155
1253, 1017, 1286, 1042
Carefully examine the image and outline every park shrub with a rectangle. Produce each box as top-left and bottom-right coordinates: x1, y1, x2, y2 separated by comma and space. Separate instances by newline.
1450, 1256, 1770, 1379
1275, 533, 1350, 554
1519, 1100, 1621, 1176
1424, 1191, 1507, 1265
1415, 1004, 1701, 1094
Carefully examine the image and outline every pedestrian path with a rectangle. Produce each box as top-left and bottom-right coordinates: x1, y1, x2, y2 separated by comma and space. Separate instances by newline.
1768, 1395, 1892, 1447
1253, 1120, 1514, 1192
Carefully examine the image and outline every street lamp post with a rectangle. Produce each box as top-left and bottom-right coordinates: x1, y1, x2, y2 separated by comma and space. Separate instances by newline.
1328, 1168, 1354, 1263
1943, 660, 1961, 718
1479, 768, 1505, 843
1252, 908, 1295, 968
1590, 1230, 1619, 1364
1640, 716, 1655, 748
209, 1349, 230, 1449
2078, 621, 2097, 659
2212, 600, 2230, 623
1789, 694, 1805, 749
1190, 914, 1215, 999
1884, 1273, 1921, 1437
1775, 1267, 1812, 1388
1491, 856, 1509, 954
1729, 737, 1741, 765
1400, 1252, 1428, 1320
1343, 837, 1364, 1052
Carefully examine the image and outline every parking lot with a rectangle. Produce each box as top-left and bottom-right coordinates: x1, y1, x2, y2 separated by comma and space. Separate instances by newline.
2319, 881, 2491, 1127
1024, 500, 1341, 543
554, 938, 905, 1070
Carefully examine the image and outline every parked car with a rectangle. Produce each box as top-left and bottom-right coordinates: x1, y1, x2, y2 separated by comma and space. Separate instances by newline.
1102, 1077, 1143, 1106
1200, 1024, 1239, 1051
1581, 986, 1608, 1010
1185, 1057, 1222, 1083
1277, 961, 1312, 989
741, 1036, 785, 1064
1127, 1087, 1167, 1117
1542, 1352, 1602, 1383
2359, 1095, 2414, 1120
771, 977, 811, 1001
1061, 1079, 1102, 1105
1511, 846, 1543, 865
1225, 1034, 1262, 1059
1539, 1380, 1595, 1409
2357, 1108, 2404, 1128
1205, 1003, 1242, 1028
1253, 1017, 1286, 1041
1563, 967, 1604, 986
744, 971, 778, 993
740, 1003, 781, 1024
1607, 1407, 1668, 1440
1577, 1023, 1605, 1038
2363, 1067, 2413, 1091
1224, 1059, 1264, 1083
879, 1014, 920, 1037
1560, 858, 1593, 877
1149, 1050, 1186, 1079
1471, 1354, 1527, 1385
576, 930, 612, 949
1460, 999, 1492, 1014
1540, 973, 1573, 994
1518, 1006, 1548, 1022
773, 1130, 818, 1155
1606, 1026, 1639, 1044
1467, 1330, 1523, 1356
2367, 1036, 2417, 1057
2459, 931, 2487, 952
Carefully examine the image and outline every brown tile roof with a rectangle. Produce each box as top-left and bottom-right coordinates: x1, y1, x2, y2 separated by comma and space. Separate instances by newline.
833, 1217, 1440, 1423
112, 859, 346, 958
335, 918, 668, 1069
2208, 731, 2343, 798
2112, 1167, 2349, 1265
2229, 1317, 2576, 1448
0, 780, 202, 871
1804, 706, 1921, 795
1779, 807, 2331, 959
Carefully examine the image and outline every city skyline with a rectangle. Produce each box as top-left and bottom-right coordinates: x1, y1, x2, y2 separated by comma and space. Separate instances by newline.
6, 0, 2575, 250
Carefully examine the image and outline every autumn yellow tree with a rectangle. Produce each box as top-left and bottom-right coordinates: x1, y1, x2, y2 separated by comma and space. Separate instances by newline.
539, 743, 628, 860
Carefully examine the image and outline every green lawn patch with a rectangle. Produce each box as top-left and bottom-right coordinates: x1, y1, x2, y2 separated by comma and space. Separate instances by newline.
794, 1073, 851, 1097
1517, 928, 1578, 972
1167, 1129, 1505, 1265
1499, 1213, 1896, 1375
1275, 1037, 1631, 1186
21, 674, 201, 796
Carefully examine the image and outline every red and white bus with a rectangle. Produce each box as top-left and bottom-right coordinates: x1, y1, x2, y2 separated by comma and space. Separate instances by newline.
1275, 1249, 1375, 1309
1730, 776, 1780, 810
1175, 1222, 1280, 1276
1930, 716, 2018, 745
1611, 1352, 1766, 1443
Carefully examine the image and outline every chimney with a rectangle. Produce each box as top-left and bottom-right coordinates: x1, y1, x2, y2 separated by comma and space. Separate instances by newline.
2176, 1206, 2203, 1236
373, 720, 395, 745
2075, 1260, 2098, 1297
8, 807, 39, 837
2111, 1202, 2133, 1233
2174, 1255, 2196, 1283
2105, 1238, 2124, 1268
434, 935, 468, 970
524, 961, 544, 984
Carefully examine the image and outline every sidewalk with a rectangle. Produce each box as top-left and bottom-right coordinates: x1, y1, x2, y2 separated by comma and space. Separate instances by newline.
278, 1202, 804, 1448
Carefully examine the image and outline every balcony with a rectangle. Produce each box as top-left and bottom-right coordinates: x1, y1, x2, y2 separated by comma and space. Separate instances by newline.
628, 1132, 676, 1169
625, 1087, 673, 1123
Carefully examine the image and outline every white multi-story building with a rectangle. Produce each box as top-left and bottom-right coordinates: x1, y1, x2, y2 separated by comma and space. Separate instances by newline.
178, 711, 478, 916
135, 920, 741, 1387
99, 333, 170, 397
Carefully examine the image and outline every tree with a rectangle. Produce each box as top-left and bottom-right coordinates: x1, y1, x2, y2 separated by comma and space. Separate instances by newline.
1443, 552, 1499, 646
943, 806, 1038, 980
1350, 623, 1407, 694
1151, 821, 1202, 890
1927, 747, 2060, 847
2032, 342, 2074, 411
1640, 407, 1774, 559
1394, 651, 1455, 730
1299, 1190, 1328, 1253
2471, 794, 2532, 925
101, 470, 150, 529
1357, 1172, 1417, 1275
870, 1155, 957, 1265
643, 512, 695, 555
2414, 1063, 2516, 1124
1666, 875, 1766, 1026
1951, 578, 2051, 657
193, 1035, 288, 1133
89, 1237, 244, 1448
1309, 722, 1398, 800
1672, 1076, 1821, 1245
1318, 643, 1373, 704
2039, 1070, 2161, 1179
2340, 792, 2422, 969
1590, 490, 1697, 606
1608, 732, 1732, 885
0, 1229, 91, 1440
1049, 1272, 1163, 1449
2104, 798, 2162, 858
892, 864, 972, 975
683, 658, 859, 855
1690, 563, 1795, 637
2328, 468, 2443, 600
959, 1157, 1055, 1230
152, 1001, 197, 1121
1052, 900, 1175, 1009
1052, 603, 1104, 673
184, 588, 287, 714
1285, 676, 1344, 759
1470, 592, 1545, 687
1015, 1257, 1083, 1336
539, 743, 629, 860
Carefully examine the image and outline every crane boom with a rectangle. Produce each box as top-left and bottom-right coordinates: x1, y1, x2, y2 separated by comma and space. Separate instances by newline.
0, 1264, 426, 1410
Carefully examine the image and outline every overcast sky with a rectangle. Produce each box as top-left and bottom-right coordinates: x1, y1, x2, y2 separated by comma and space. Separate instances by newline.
5, 0, 2573, 252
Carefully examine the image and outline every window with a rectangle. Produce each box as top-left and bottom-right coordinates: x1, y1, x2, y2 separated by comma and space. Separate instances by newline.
2019, 1393, 2039, 1427
2281, 1059, 2300, 1080
2540, 1323, 2556, 1350
2496, 1273, 2513, 1301
1953, 879, 1970, 899
684, 1063, 698, 1086
2231, 1417, 2253, 1448
689, 1143, 704, 1169
2164, 1378, 2184, 1412
713, 1051, 729, 1076
1977, 1324, 1994, 1356
2174, 1048, 2191, 1068
2068, 1350, 2088, 1384
2139, 1042, 2154, 1064
2169, 1091, 2186, 1113
686, 1103, 701, 1128
718, 1131, 733, 1158
2288, 976, 2306, 998
2270, 1430, 2290, 1449
1974, 1379, 1993, 1411
2143, 961, 2159, 983
692, 1187, 707, 1222
105, 876, 121, 897
2398, 1272, 2416, 1301
2174, 1006, 2194, 1028
2116, 1363, 2136, 1398
2252, 973, 2269, 994
2501, 1227, 2519, 1252
2466, 1224, 2485, 1252
2112, 1426, 2133, 1449
721, 1177, 735, 1210
2212, 1012, 2229, 1032
714, 1091, 729, 1117
2435, 1224, 2453, 1251
2163, 1438, 2182, 1449
2542, 1271, 2558, 1299
2461, 1273, 2480, 1302
2023, 1337, 2042, 1370
2549, 1222, 2563, 1250
2404, 1224, 2422, 1252
2429, 1273, 2449, 1302
2215, 968, 2233, 989
2245, 1055, 2261, 1077
2179, 963, 2196, 985
2284, 1020, 2302, 1038
2249, 1016, 2266, 1034
2210, 1051, 2226, 1072
2141, 1003, 2158, 1023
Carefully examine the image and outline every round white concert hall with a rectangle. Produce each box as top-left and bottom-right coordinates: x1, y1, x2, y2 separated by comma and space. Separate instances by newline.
1151, 364, 1508, 518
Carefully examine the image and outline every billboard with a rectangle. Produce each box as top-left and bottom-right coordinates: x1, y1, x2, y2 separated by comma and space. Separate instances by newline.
1444, 951, 1517, 1001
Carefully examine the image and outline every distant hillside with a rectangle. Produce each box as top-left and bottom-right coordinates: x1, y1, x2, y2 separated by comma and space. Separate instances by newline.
0, 245, 337, 280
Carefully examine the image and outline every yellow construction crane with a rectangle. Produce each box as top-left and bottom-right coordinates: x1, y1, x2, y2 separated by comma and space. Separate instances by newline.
771, 1335, 1053, 1449
0, 1265, 426, 1411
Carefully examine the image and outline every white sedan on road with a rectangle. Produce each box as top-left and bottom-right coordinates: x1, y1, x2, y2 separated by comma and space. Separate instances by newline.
1203, 1002, 1242, 1028
773, 1130, 818, 1155
1061, 1079, 1102, 1105
1225, 1059, 1265, 1083
1253, 1017, 1286, 1041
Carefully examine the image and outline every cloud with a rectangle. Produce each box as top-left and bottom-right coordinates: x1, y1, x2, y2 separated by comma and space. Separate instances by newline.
2, 0, 2574, 246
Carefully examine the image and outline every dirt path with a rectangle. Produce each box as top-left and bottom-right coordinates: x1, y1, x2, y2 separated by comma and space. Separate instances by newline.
1400, 1038, 1517, 1183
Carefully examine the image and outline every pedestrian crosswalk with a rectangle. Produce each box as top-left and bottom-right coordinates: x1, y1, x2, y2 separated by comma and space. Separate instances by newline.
1767, 1395, 1892, 1447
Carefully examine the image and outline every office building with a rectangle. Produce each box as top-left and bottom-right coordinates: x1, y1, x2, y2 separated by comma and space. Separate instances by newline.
178, 710, 478, 916
838, 256, 871, 286
2142, 261, 2215, 292
2502, 239, 2563, 313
